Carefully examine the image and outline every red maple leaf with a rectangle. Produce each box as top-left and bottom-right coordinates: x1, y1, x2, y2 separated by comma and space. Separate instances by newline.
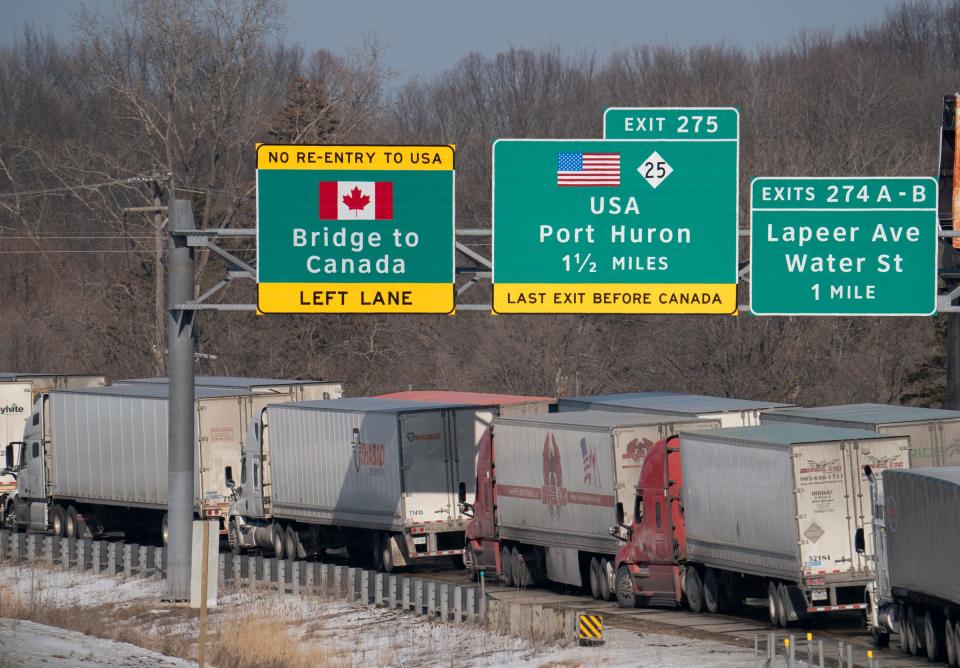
342, 186, 370, 214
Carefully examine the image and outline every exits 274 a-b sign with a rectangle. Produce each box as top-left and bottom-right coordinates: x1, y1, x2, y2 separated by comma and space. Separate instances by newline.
256, 144, 455, 313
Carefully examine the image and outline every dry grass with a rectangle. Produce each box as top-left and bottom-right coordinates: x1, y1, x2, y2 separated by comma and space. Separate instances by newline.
206, 613, 333, 668
0, 567, 338, 667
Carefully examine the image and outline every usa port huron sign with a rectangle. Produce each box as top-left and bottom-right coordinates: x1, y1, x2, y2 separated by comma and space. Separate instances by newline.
492, 108, 739, 314
256, 144, 455, 314
750, 177, 938, 316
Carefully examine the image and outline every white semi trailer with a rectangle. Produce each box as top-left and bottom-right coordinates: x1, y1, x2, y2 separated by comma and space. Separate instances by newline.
115, 376, 344, 401
228, 398, 497, 571
2, 384, 298, 542
559, 392, 794, 427
0, 374, 106, 506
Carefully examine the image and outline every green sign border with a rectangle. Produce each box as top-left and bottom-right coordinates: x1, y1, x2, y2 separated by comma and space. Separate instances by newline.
749, 176, 939, 317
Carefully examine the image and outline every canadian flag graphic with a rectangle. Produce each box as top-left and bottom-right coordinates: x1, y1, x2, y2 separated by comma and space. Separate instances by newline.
318, 181, 393, 220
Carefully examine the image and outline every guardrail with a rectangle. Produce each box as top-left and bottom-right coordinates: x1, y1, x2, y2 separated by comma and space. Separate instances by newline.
0, 530, 576, 642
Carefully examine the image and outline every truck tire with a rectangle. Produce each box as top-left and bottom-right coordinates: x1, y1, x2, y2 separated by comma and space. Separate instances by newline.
599, 558, 614, 602
589, 557, 602, 600
778, 583, 802, 626
284, 525, 301, 562
685, 568, 704, 614
615, 565, 639, 609
897, 603, 910, 654
272, 523, 286, 560
372, 533, 384, 571
925, 609, 946, 662
906, 605, 920, 656
500, 544, 514, 587
161, 513, 168, 546
703, 568, 722, 614
228, 519, 241, 556
51, 505, 66, 538
945, 618, 957, 668
65, 505, 79, 539
952, 620, 960, 668
381, 534, 395, 573
767, 582, 780, 627
512, 547, 530, 588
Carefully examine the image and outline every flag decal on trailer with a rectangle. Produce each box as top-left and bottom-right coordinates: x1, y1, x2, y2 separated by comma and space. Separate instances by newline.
319, 181, 393, 220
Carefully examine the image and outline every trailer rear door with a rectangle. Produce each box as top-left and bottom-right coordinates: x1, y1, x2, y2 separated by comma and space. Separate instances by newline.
399, 410, 454, 524
793, 441, 865, 581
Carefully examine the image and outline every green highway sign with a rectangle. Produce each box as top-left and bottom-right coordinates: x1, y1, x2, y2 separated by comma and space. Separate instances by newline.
603, 107, 739, 141
750, 177, 938, 316
493, 110, 739, 314
256, 144, 455, 314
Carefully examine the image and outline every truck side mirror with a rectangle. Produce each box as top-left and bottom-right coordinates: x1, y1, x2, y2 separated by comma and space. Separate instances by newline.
225, 465, 235, 489
4, 444, 12, 470
616, 502, 624, 526
855, 527, 865, 554
457, 482, 467, 504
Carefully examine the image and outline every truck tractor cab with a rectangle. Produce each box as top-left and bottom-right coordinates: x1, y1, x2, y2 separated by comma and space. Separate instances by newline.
613, 435, 686, 608
226, 410, 274, 552
463, 425, 500, 580
6, 395, 48, 531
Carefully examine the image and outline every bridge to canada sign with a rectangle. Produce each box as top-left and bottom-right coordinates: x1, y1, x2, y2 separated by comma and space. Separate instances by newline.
492, 108, 739, 314
256, 144, 455, 314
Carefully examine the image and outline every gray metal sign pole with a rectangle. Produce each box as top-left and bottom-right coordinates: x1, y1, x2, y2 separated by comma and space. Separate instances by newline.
162, 199, 197, 601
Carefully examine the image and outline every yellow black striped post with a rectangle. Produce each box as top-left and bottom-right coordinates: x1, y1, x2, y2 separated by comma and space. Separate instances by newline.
577, 613, 604, 645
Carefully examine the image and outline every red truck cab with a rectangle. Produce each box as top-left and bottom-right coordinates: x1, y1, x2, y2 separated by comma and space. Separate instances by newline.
613, 435, 687, 607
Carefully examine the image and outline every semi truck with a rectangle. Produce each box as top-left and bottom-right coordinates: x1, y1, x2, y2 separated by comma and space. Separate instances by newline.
864, 466, 960, 662
227, 398, 499, 570
462, 411, 719, 598
1, 374, 106, 507
559, 392, 793, 427
762, 403, 960, 467
1, 384, 297, 542
612, 424, 910, 628
115, 376, 344, 401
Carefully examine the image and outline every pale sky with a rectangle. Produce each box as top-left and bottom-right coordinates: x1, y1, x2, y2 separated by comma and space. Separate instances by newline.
1, 0, 911, 80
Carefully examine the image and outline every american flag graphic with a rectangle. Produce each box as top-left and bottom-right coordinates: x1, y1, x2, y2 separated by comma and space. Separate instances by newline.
580, 438, 599, 487
557, 152, 620, 187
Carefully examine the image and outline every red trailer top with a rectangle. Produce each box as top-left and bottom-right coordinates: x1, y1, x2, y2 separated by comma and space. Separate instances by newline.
376, 390, 552, 406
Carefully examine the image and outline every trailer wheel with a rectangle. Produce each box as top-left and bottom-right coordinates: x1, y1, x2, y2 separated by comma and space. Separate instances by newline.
906, 605, 920, 655
271, 523, 286, 560
228, 519, 241, 556
500, 544, 514, 587
65, 505, 78, 539
372, 533, 384, 571
685, 567, 704, 614
512, 547, 531, 588
381, 534, 395, 573
161, 513, 168, 547
767, 582, 780, 626
615, 565, 639, 609
597, 558, 613, 601
945, 618, 957, 668
703, 568, 722, 614
284, 525, 301, 562
588, 557, 602, 600
51, 505, 66, 538
925, 609, 946, 662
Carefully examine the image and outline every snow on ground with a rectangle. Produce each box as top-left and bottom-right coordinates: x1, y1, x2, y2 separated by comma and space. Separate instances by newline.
0, 618, 195, 667
0, 563, 756, 667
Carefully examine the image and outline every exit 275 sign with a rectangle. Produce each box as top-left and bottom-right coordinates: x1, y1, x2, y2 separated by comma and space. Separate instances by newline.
256, 144, 455, 314
750, 177, 938, 316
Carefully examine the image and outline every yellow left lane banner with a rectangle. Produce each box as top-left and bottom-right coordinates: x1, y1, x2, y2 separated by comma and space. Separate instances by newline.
258, 283, 455, 314
256, 145, 455, 171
